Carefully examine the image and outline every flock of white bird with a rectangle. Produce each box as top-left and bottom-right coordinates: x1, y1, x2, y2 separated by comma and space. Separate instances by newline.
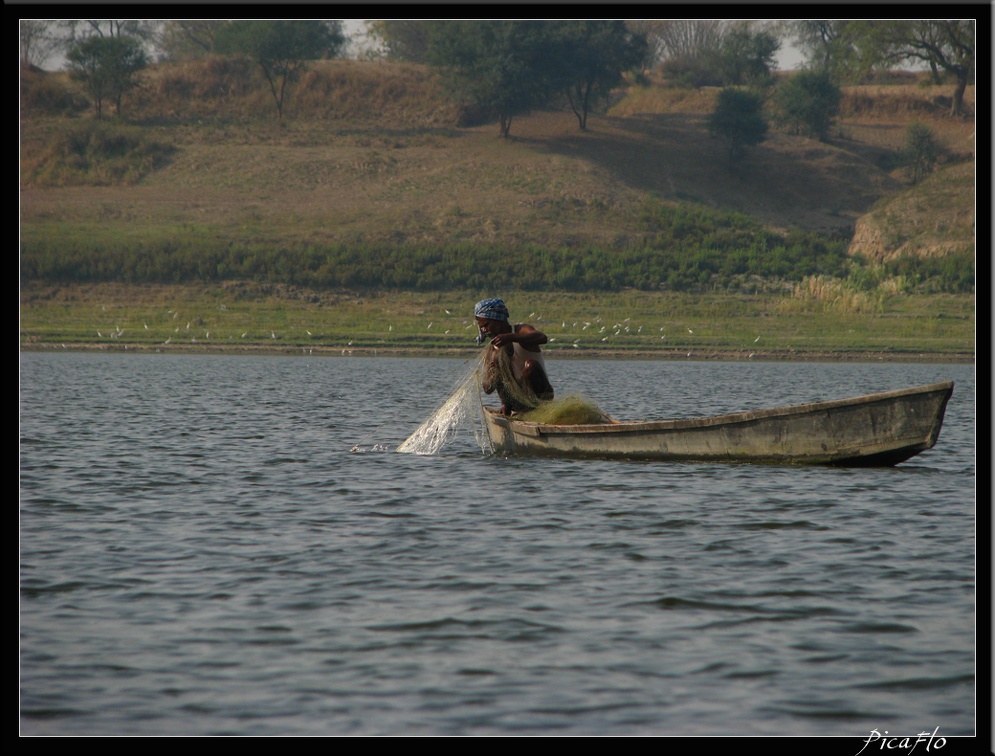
85, 306, 764, 356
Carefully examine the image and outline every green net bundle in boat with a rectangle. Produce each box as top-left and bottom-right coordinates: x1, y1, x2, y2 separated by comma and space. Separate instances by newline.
518, 395, 612, 425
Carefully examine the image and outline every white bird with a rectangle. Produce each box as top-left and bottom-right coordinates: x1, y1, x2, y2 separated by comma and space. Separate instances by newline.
144, 323, 148, 330
241, 332, 247, 338
754, 335, 761, 343
307, 330, 312, 336
164, 337, 171, 345
688, 328, 694, 334
271, 332, 276, 339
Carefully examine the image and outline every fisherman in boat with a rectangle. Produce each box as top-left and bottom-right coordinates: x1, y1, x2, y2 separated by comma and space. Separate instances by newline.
474, 298, 554, 416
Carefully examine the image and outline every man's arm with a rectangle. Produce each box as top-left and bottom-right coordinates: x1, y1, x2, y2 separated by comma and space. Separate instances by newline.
491, 324, 547, 350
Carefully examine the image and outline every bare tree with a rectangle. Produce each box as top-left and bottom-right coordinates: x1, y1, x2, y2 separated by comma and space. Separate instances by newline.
637, 19, 728, 66
19, 20, 62, 69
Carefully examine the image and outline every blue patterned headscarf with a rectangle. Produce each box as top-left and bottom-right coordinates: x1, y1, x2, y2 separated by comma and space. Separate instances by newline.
474, 298, 509, 322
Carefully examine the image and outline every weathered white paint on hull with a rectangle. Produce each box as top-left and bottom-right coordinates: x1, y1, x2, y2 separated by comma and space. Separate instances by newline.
484, 382, 954, 466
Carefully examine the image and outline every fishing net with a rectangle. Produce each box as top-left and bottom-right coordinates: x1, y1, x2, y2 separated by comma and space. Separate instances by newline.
517, 394, 612, 425
395, 343, 611, 455
396, 351, 493, 455
483, 342, 548, 413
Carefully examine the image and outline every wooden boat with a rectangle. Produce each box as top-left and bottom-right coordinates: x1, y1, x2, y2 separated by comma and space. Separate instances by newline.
484, 381, 954, 466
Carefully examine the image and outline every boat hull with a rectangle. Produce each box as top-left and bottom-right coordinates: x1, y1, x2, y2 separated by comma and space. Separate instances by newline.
484, 382, 954, 466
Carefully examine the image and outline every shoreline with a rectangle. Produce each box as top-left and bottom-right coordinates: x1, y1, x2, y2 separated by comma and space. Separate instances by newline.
19, 342, 976, 364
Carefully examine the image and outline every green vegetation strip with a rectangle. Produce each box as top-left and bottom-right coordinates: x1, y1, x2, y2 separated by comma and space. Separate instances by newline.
20, 283, 975, 361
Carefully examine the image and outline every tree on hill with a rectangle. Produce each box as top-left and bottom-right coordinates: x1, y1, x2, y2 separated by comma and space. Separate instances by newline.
66, 34, 147, 117
708, 88, 768, 164
427, 20, 558, 138
790, 20, 866, 83
157, 20, 230, 61
797, 20, 976, 114
216, 20, 346, 121
638, 20, 780, 90
771, 70, 841, 141
713, 24, 780, 89
366, 20, 437, 63
854, 20, 975, 116
552, 21, 647, 131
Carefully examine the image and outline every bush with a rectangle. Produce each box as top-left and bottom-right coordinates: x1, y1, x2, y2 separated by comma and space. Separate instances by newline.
708, 87, 768, 162
20, 70, 88, 115
23, 122, 176, 187
900, 122, 942, 184
660, 57, 722, 88
772, 71, 841, 141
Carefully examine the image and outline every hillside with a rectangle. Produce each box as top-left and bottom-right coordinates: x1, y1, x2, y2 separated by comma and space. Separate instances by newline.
20, 60, 976, 260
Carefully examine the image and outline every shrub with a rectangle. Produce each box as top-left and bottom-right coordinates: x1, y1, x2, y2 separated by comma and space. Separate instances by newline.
24, 122, 176, 187
900, 122, 942, 184
20, 70, 88, 115
772, 71, 841, 141
708, 87, 768, 163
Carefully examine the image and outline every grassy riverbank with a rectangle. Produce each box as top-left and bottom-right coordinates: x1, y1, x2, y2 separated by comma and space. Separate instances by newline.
19, 282, 975, 362
20, 62, 975, 365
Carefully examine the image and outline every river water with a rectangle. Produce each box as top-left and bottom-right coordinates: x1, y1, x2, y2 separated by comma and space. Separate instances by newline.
19, 352, 977, 736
